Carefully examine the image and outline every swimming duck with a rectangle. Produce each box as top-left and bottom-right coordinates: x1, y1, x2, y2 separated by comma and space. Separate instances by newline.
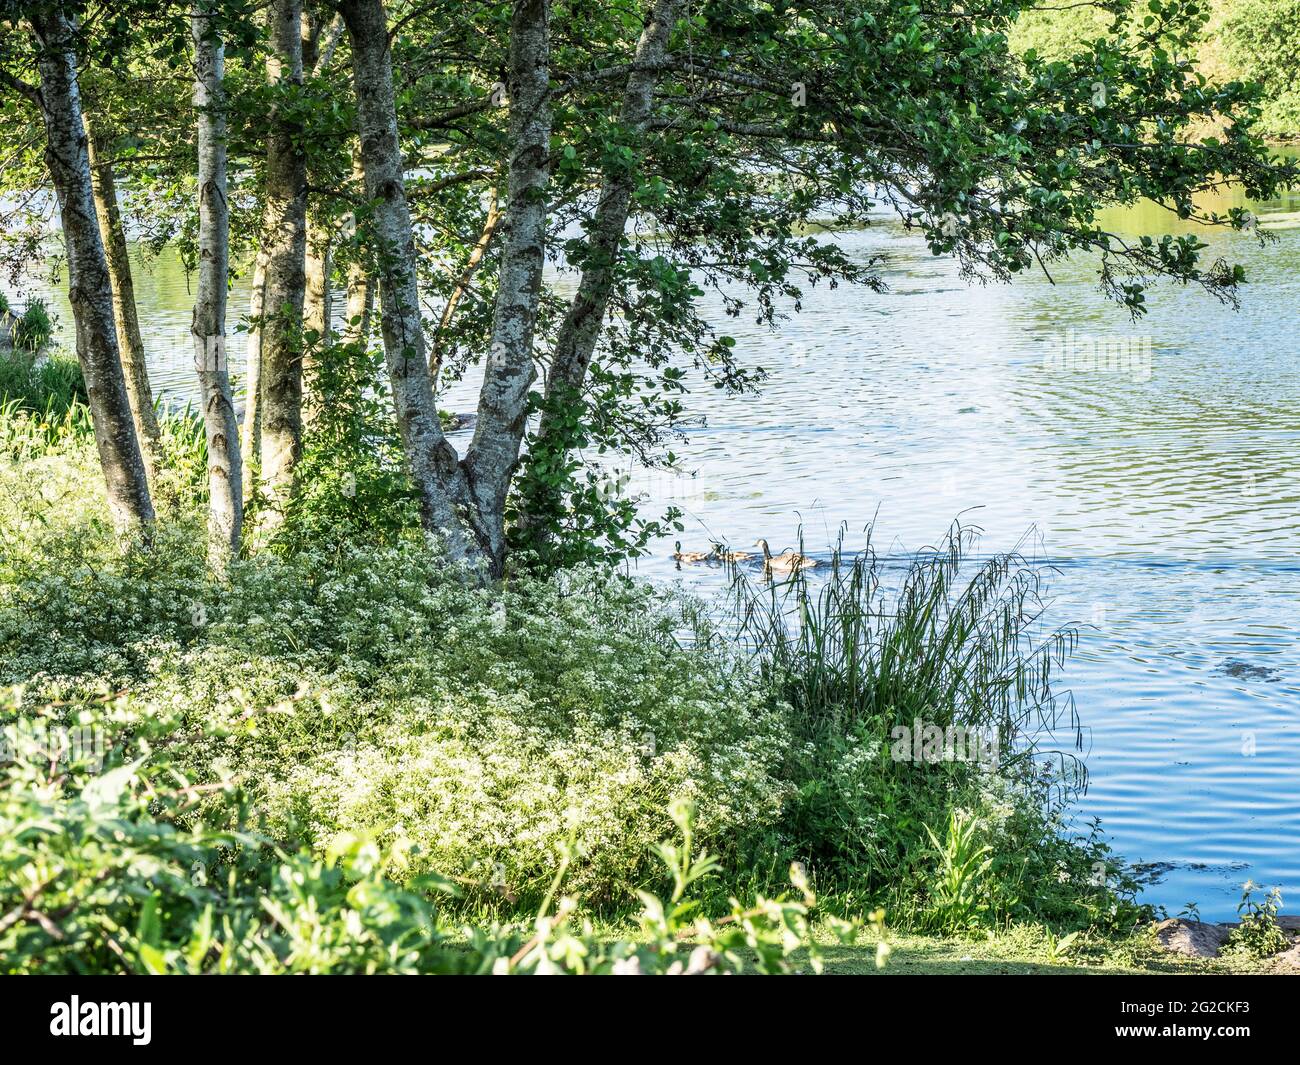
755, 538, 819, 573
671, 541, 713, 564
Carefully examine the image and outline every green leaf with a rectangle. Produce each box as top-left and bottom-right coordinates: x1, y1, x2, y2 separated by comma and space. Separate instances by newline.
138, 943, 168, 975
79, 760, 144, 813
137, 895, 161, 948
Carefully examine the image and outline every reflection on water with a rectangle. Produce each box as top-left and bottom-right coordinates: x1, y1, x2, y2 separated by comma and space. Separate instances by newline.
8, 186, 1300, 919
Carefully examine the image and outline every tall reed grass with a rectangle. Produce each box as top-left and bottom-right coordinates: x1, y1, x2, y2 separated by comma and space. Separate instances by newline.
729, 522, 1084, 788
717, 524, 1117, 929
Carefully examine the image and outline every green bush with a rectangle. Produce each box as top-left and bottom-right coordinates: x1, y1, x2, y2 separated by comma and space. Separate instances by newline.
1222, 0, 1300, 140
1012, 0, 1300, 142
1221, 882, 1291, 959
0, 420, 1148, 944
167, 564, 791, 906
922, 809, 993, 933
13, 300, 53, 354
0, 689, 861, 974
275, 336, 419, 552
0, 436, 790, 908
1, 296, 79, 418
1009, 4, 1113, 64
0, 344, 85, 418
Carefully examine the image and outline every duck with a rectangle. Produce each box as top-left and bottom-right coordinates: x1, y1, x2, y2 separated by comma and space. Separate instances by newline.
710, 542, 753, 563
755, 538, 819, 573
671, 541, 713, 564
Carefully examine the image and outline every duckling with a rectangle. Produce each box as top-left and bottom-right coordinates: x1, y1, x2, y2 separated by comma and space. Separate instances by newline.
709, 542, 753, 563
754, 538, 819, 573
671, 541, 713, 564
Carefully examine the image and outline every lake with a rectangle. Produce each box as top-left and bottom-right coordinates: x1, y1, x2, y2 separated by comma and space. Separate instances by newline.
9, 185, 1300, 920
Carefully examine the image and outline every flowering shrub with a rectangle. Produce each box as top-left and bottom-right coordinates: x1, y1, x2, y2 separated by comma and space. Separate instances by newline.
0, 690, 868, 974
0, 436, 790, 906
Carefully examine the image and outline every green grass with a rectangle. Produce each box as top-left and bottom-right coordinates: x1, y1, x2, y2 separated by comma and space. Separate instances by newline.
501, 917, 1285, 974
0, 347, 85, 417
720, 524, 1140, 933
815, 925, 1278, 975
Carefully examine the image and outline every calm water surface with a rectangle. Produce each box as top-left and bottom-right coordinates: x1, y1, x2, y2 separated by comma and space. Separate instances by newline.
10, 189, 1300, 919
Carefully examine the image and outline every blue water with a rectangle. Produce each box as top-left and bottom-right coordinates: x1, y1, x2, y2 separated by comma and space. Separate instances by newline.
616, 202, 1300, 919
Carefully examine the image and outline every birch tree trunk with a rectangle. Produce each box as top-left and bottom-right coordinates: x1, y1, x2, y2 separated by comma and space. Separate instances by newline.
257, 0, 308, 526
520, 0, 677, 544
28, 7, 154, 532
83, 115, 164, 495
342, 146, 373, 343
538, 0, 675, 416
343, 258, 373, 343
191, 3, 242, 560
303, 220, 332, 339
300, 3, 330, 425
463, 0, 553, 569
339, 0, 482, 561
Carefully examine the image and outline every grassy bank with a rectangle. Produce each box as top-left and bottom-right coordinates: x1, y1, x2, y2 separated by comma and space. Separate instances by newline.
0, 381, 1190, 974
819, 927, 1289, 975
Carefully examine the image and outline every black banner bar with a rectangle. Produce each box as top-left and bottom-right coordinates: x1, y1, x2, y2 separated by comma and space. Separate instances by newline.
0, 973, 1288, 1051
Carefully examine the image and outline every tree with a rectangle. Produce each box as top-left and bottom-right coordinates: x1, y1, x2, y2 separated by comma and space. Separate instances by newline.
300, 9, 345, 425
83, 112, 165, 493
1222, 0, 1300, 140
339, 0, 482, 559
510, 0, 1298, 560
256, 0, 308, 526
514, 0, 679, 549
4, 3, 155, 532
191, 0, 242, 558
337, 0, 1295, 574
241, 243, 268, 478
462, 0, 553, 570
3, 0, 1293, 574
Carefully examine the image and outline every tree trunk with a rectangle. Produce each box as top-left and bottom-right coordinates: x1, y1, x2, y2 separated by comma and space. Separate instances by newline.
83, 115, 165, 495
300, 2, 330, 426
241, 243, 268, 479
191, 2, 243, 560
257, 0, 308, 526
344, 257, 373, 343
541, 0, 675, 412
520, 0, 677, 543
303, 221, 332, 339
340, 0, 483, 561
28, 7, 154, 532
462, 0, 553, 570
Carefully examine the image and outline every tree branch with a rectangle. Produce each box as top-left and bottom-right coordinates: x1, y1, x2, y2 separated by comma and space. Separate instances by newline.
0, 68, 42, 106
